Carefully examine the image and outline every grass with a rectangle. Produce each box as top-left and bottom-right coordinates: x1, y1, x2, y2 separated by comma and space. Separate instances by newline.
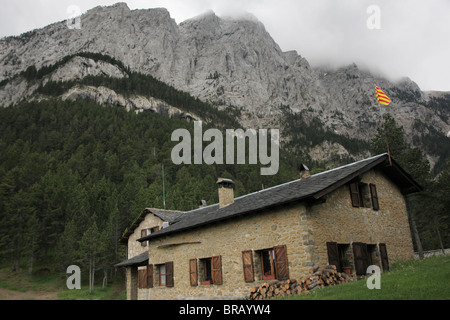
278, 255, 450, 300
0, 263, 126, 300
58, 284, 126, 300
1, 255, 448, 300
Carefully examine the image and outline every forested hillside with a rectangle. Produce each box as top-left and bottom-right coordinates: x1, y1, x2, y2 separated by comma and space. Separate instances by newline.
0, 98, 299, 280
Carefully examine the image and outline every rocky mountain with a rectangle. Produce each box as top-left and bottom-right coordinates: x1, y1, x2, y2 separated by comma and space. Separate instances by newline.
0, 2, 449, 170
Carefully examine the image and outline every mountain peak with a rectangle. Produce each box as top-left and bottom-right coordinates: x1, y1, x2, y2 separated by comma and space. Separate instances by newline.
87, 2, 130, 14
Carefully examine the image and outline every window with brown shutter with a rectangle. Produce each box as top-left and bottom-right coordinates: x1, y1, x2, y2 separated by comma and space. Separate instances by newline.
165, 262, 174, 288
242, 250, 254, 283
379, 243, 389, 272
326, 242, 340, 270
138, 269, 143, 289
274, 245, 289, 281
141, 229, 148, 247
370, 184, 380, 210
349, 183, 361, 207
138, 268, 147, 289
353, 242, 370, 276
211, 256, 223, 285
189, 259, 198, 286
147, 264, 153, 288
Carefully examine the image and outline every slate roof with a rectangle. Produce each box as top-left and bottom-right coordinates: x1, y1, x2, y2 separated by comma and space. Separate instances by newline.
114, 252, 148, 268
138, 153, 421, 243
119, 208, 185, 244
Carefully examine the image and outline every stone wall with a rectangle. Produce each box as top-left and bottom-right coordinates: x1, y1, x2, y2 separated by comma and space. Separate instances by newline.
126, 213, 166, 301
127, 213, 165, 260
306, 168, 414, 266
139, 168, 414, 300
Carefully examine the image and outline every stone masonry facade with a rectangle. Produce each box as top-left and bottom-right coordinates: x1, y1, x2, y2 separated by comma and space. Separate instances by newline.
126, 213, 165, 300
137, 168, 414, 300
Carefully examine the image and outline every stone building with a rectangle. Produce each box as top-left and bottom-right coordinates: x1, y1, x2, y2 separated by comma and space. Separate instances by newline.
114, 208, 184, 300
115, 153, 421, 300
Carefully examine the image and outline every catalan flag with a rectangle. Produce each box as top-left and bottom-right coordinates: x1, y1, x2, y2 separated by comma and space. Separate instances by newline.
375, 86, 391, 106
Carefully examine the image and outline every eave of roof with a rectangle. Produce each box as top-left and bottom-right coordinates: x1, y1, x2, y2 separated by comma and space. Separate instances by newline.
114, 252, 148, 268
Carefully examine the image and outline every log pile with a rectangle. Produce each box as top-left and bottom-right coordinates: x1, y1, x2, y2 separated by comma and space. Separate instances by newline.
248, 265, 352, 300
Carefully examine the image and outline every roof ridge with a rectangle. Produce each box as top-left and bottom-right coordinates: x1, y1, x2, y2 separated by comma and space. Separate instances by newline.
177, 154, 389, 214
311, 153, 387, 178
230, 153, 388, 203
146, 208, 185, 213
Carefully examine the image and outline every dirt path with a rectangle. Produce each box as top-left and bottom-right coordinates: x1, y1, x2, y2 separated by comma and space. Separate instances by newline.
0, 288, 59, 300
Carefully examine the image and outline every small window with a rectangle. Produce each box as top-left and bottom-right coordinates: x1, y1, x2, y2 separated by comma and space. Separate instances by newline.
255, 246, 289, 281
359, 183, 371, 208
141, 229, 148, 247
155, 262, 174, 287
156, 264, 167, 286
197, 256, 222, 285
138, 268, 147, 289
141, 226, 160, 247
349, 182, 376, 209
200, 258, 212, 284
260, 249, 276, 280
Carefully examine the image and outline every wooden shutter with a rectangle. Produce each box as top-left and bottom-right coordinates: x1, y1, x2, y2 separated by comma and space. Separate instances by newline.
349, 183, 361, 208
242, 250, 254, 283
353, 242, 369, 276
326, 242, 340, 270
379, 243, 390, 272
370, 184, 380, 211
189, 259, 198, 286
211, 256, 223, 285
274, 245, 290, 281
142, 267, 148, 288
138, 269, 145, 289
165, 261, 174, 287
141, 229, 147, 247
147, 264, 153, 288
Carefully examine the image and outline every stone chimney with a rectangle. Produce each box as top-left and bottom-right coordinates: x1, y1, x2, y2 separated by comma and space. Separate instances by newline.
299, 164, 311, 179
199, 200, 207, 208
216, 178, 235, 208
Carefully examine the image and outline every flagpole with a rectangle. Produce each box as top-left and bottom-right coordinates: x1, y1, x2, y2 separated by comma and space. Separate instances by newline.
162, 163, 166, 209
381, 108, 393, 167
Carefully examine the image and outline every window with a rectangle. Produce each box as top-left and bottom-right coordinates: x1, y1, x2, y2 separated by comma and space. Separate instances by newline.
195, 256, 222, 285
359, 183, 371, 208
200, 258, 212, 284
260, 249, 276, 280
138, 265, 154, 289
327, 242, 351, 272
151, 262, 173, 287
138, 268, 147, 289
349, 182, 380, 210
141, 229, 148, 247
140, 226, 160, 247
255, 245, 289, 281
157, 264, 167, 286
328, 242, 389, 276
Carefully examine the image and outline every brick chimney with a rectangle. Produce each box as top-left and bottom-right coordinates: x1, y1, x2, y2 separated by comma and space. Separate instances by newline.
216, 178, 235, 208
300, 164, 310, 179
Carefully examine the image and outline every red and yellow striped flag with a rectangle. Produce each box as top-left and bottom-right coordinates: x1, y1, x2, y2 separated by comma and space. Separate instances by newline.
375, 86, 391, 106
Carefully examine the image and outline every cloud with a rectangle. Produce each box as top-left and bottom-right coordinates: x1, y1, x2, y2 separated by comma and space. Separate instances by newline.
0, 0, 449, 91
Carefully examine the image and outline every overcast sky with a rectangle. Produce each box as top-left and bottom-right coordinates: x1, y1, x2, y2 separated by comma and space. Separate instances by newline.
1, 0, 449, 91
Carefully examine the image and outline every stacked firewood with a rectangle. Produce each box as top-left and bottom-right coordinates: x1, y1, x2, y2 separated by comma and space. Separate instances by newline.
248, 265, 351, 300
